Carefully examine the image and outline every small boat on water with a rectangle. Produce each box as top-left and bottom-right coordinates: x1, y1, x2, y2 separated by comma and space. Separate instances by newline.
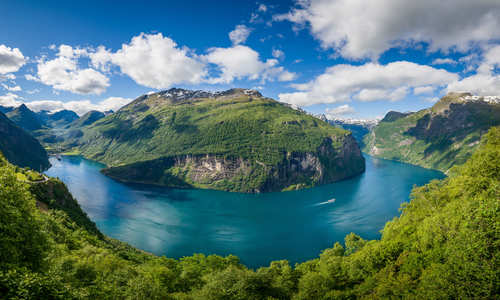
314, 198, 336, 206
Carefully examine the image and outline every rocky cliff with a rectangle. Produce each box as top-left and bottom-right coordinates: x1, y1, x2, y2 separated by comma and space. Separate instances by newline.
103, 134, 365, 192
72, 88, 366, 192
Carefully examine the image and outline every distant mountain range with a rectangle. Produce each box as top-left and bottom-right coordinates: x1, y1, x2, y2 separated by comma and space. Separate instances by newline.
57, 88, 365, 192
364, 92, 500, 172
1, 104, 79, 131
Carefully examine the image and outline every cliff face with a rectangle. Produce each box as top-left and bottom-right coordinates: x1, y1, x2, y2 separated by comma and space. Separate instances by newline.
66, 88, 366, 192
363, 93, 500, 171
103, 134, 365, 193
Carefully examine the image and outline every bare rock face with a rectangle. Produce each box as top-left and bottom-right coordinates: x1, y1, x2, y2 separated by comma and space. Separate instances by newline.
102, 133, 365, 193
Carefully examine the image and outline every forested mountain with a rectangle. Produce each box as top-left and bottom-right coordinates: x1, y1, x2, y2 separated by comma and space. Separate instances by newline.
364, 92, 500, 171
6, 104, 44, 131
1, 127, 498, 299
37, 109, 79, 128
62, 88, 365, 192
0, 111, 49, 170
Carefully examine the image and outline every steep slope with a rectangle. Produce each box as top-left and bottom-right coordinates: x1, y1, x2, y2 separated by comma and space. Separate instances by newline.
363, 92, 500, 171
6, 104, 43, 131
0, 111, 50, 170
327, 119, 376, 147
71, 88, 365, 192
0, 105, 13, 114
70, 110, 105, 128
1, 127, 498, 299
38, 109, 79, 128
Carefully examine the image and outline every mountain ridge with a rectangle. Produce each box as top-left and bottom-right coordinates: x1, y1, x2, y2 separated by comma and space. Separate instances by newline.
61, 88, 365, 192
363, 92, 500, 171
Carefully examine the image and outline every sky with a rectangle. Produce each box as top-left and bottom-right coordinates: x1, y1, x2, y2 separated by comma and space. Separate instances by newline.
0, 0, 499, 118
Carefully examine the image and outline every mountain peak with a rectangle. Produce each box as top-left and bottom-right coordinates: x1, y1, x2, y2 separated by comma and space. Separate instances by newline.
155, 87, 262, 101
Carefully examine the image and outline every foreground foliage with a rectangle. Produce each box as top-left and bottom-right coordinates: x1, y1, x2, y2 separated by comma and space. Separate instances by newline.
0, 127, 499, 299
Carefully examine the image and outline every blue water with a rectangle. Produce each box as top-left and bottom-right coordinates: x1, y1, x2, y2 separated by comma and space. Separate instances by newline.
46, 155, 444, 268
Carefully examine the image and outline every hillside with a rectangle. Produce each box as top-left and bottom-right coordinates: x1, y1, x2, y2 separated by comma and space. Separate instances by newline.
0, 111, 50, 170
70, 110, 105, 128
327, 119, 375, 147
6, 104, 43, 131
1, 127, 498, 298
363, 92, 500, 172
38, 109, 79, 128
66, 88, 365, 192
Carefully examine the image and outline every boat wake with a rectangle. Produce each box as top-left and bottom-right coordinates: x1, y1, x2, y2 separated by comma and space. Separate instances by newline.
314, 198, 336, 206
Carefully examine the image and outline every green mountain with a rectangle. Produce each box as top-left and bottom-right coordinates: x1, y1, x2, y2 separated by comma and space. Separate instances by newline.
70, 110, 105, 128
6, 104, 43, 131
363, 92, 500, 172
0, 111, 50, 170
0, 105, 14, 114
1, 126, 498, 299
67, 88, 365, 192
38, 109, 79, 128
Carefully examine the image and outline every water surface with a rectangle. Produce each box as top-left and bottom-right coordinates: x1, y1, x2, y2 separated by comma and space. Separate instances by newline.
46, 155, 444, 268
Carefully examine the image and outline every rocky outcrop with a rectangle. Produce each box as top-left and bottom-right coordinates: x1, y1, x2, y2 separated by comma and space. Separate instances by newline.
102, 134, 365, 193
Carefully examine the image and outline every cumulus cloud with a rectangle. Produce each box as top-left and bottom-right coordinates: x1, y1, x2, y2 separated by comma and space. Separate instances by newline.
413, 86, 434, 95
1, 84, 21, 92
0, 93, 22, 107
278, 61, 458, 106
272, 49, 285, 60
432, 58, 456, 65
0, 45, 26, 74
22, 97, 132, 116
326, 104, 355, 117
258, 4, 267, 12
275, 0, 500, 59
90, 33, 207, 89
204, 45, 296, 83
447, 45, 500, 95
28, 45, 109, 95
229, 25, 252, 45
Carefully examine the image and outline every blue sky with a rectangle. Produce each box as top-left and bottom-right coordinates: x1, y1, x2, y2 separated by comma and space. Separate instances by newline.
0, 0, 499, 118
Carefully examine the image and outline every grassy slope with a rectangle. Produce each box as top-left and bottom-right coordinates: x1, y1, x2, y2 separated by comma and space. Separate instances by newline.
1, 127, 498, 299
363, 93, 500, 172
56, 90, 362, 192
75, 92, 347, 166
0, 112, 50, 170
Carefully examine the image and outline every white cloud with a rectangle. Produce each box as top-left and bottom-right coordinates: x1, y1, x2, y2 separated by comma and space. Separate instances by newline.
432, 58, 456, 65
279, 61, 458, 106
204, 45, 296, 84
91, 33, 207, 89
447, 45, 500, 95
0, 93, 22, 107
272, 49, 285, 60
326, 104, 355, 117
0, 45, 26, 74
275, 0, 500, 59
258, 4, 267, 12
424, 97, 440, 103
0, 74, 16, 81
23, 96, 132, 116
28, 45, 109, 95
229, 25, 252, 45
1, 84, 21, 92
413, 86, 434, 95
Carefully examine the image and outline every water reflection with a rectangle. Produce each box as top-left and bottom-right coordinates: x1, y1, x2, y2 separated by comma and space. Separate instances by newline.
46, 155, 444, 268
